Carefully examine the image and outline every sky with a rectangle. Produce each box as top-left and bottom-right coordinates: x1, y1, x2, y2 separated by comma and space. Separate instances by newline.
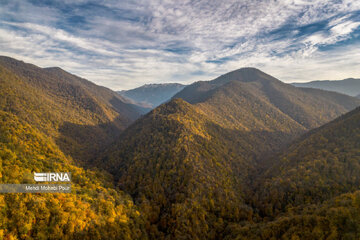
0, 0, 360, 90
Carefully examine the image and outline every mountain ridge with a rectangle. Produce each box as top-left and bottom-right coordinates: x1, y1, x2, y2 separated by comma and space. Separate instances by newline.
100, 98, 261, 238
0, 56, 145, 162
0, 56, 149, 239
2, 56, 360, 239
99, 68, 360, 239
174, 67, 360, 132
118, 83, 186, 109
292, 78, 360, 96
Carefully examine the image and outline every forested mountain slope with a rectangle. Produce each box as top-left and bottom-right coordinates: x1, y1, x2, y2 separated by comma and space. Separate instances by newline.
0, 56, 145, 162
101, 69, 360, 239
101, 99, 258, 239
254, 106, 360, 216
0, 110, 148, 239
2, 57, 360, 239
173, 68, 360, 154
226, 190, 360, 239
175, 68, 360, 131
0, 56, 150, 239
226, 106, 360, 239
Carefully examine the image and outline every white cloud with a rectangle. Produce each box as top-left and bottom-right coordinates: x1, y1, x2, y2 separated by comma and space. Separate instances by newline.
331, 20, 360, 35
0, 0, 360, 90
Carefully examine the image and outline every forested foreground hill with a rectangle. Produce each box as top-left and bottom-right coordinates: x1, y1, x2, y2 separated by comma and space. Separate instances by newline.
0, 110, 148, 239
0, 56, 146, 162
0, 56, 151, 239
226, 190, 360, 239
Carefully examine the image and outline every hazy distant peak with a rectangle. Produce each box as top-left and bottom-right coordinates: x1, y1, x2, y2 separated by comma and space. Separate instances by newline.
125, 83, 185, 91
117, 83, 186, 108
142, 83, 185, 87
292, 78, 360, 96
297, 78, 360, 83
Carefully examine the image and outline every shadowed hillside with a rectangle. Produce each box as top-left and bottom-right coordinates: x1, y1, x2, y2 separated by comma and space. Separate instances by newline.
227, 106, 360, 239
254, 106, 360, 215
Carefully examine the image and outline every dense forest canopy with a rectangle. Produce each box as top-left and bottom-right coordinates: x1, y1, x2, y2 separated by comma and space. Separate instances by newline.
1, 56, 360, 239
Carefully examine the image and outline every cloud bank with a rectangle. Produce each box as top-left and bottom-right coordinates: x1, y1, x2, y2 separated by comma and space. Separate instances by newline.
0, 0, 360, 89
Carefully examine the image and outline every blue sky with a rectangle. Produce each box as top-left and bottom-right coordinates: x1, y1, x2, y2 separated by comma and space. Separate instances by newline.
0, 0, 360, 90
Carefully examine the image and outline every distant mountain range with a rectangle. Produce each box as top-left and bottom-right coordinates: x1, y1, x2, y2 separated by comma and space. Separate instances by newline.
2, 56, 360, 239
292, 78, 360, 96
117, 83, 186, 108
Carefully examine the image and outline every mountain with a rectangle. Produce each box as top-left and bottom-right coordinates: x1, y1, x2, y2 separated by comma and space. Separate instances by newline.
357, 93, 360, 99
174, 68, 360, 136
254, 106, 360, 214
100, 68, 360, 239
0, 56, 148, 239
3, 56, 360, 239
118, 83, 186, 108
101, 98, 260, 239
292, 78, 360, 96
0, 110, 148, 239
0, 56, 145, 162
228, 106, 360, 239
